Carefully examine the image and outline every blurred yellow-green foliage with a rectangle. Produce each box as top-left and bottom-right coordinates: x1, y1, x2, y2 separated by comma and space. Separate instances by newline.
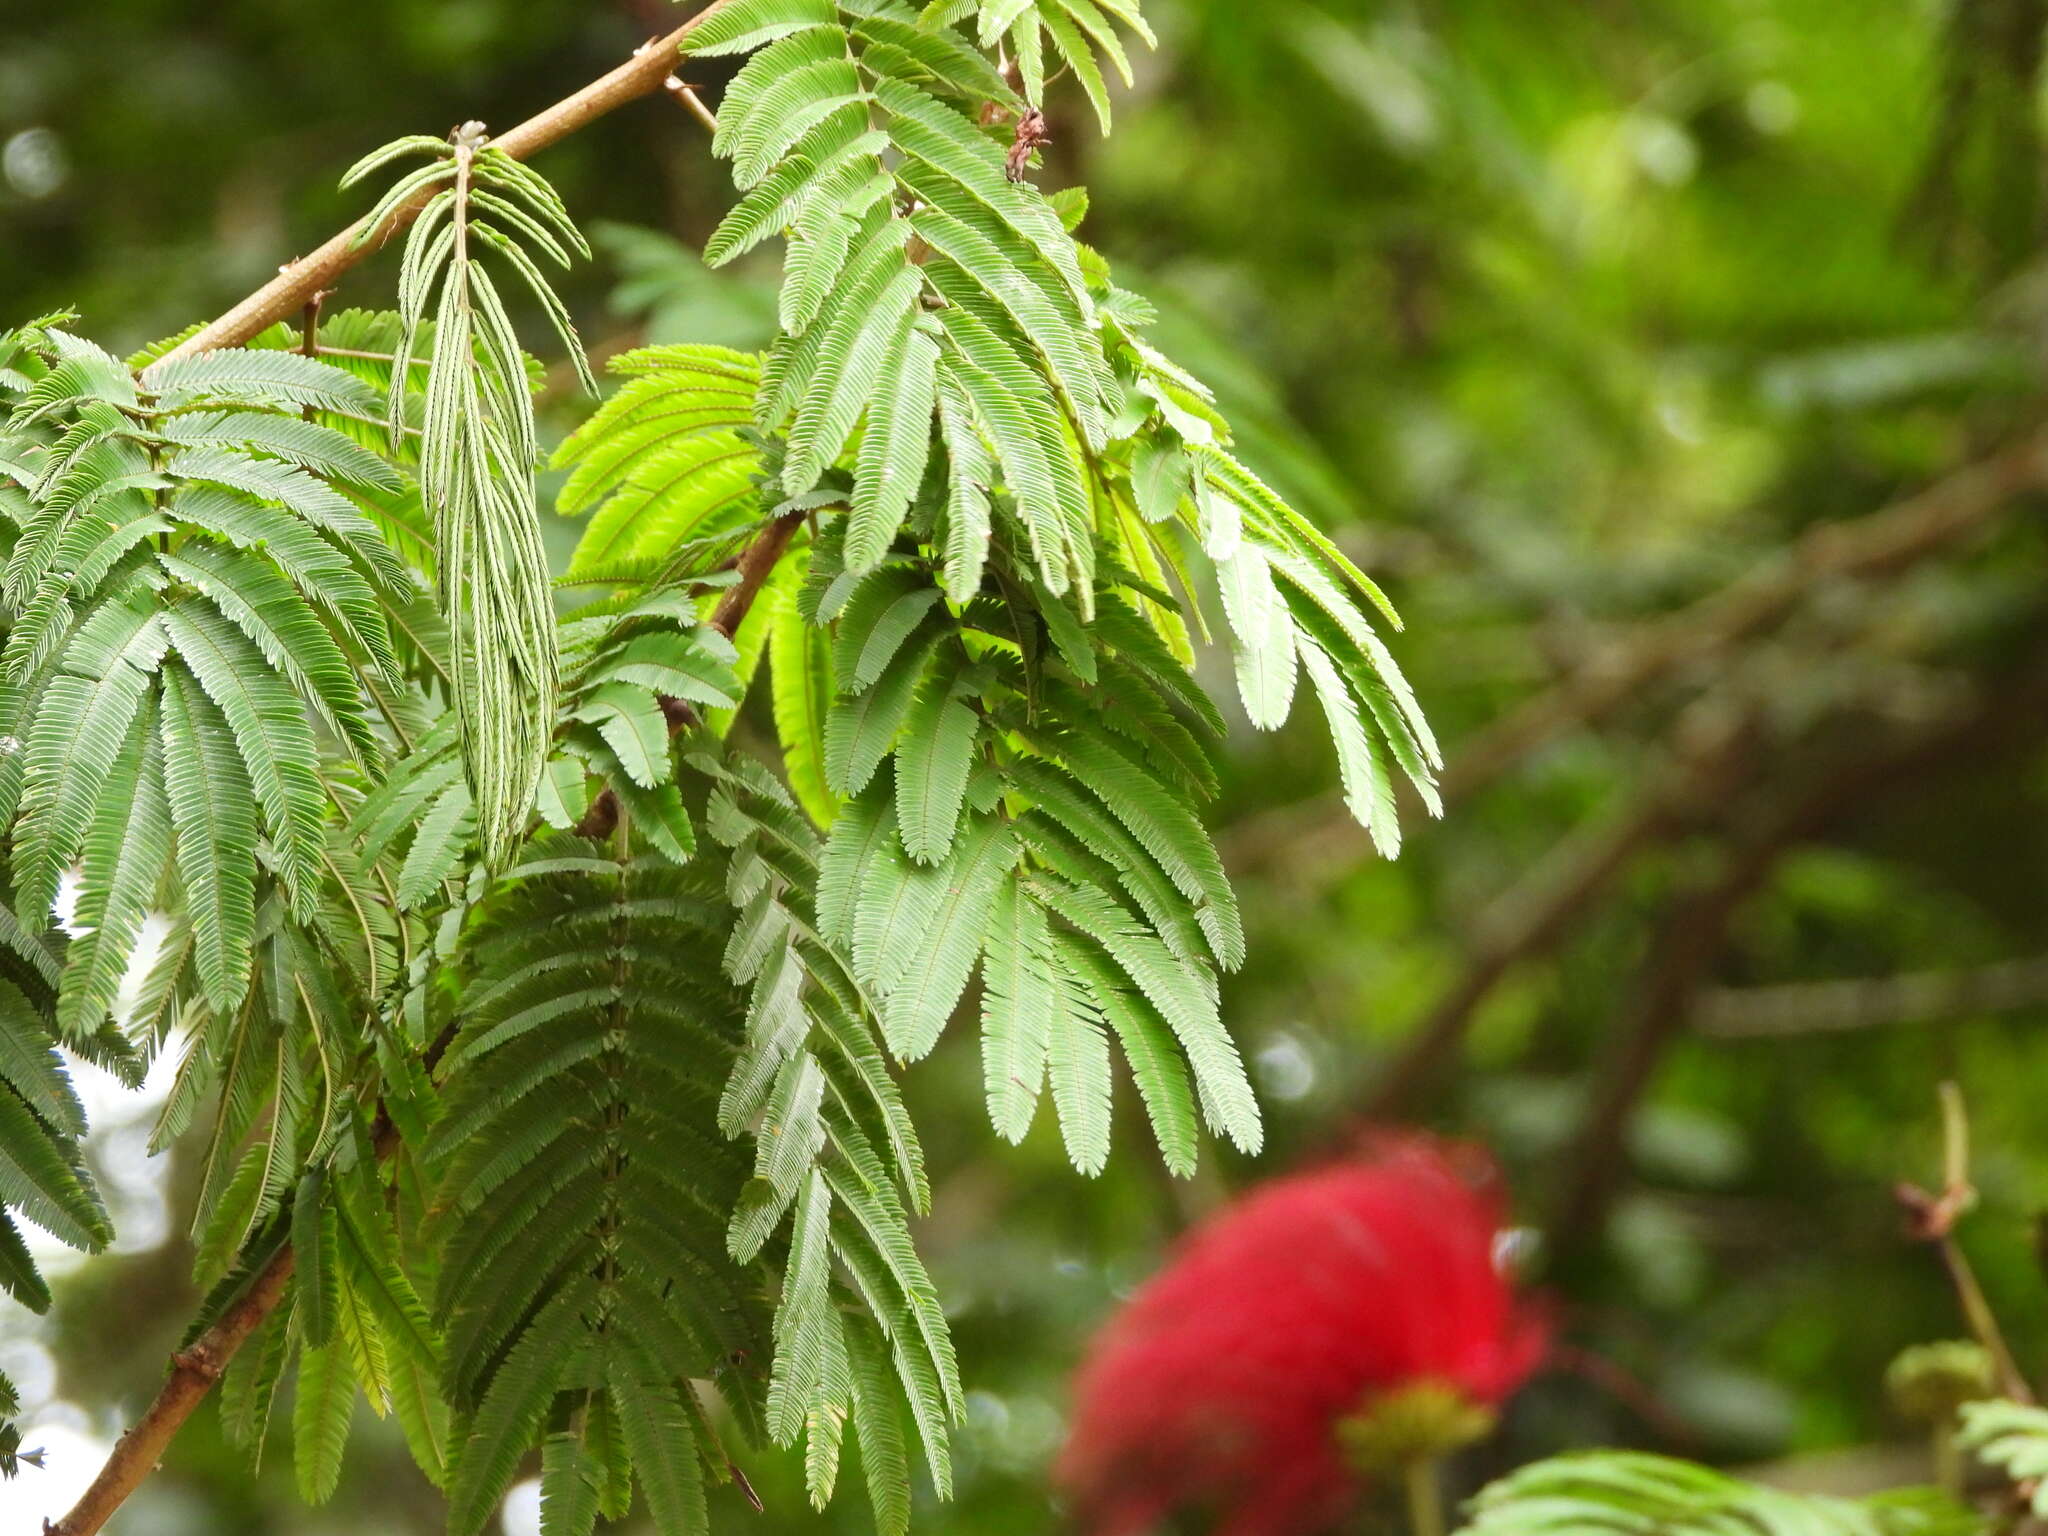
12, 0, 2048, 1530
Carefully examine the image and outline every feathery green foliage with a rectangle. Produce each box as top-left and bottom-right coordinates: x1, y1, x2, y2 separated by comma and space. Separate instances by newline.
0, 0, 1441, 1523
1458, 1451, 1983, 1536
1957, 1399, 2048, 1517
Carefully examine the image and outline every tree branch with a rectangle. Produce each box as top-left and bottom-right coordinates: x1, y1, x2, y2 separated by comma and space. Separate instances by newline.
1364, 697, 1757, 1118
1440, 430, 2048, 806
45, 1244, 296, 1536
155, 0, 741, 365
1697, 954, 2048, 1039
1545, 664, 2048, 1255
573, 509, 806, 841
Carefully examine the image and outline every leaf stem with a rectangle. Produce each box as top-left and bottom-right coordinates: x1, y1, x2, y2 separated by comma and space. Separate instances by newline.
1898, 1082, 2035, 1404
1403, 1456, 1446, 1536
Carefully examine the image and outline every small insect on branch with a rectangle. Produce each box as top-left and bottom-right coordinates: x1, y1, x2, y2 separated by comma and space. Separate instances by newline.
1007, 107, 1050, 183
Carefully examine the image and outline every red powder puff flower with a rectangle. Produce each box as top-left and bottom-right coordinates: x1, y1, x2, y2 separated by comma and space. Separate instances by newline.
1057, 1135, 1548, 1536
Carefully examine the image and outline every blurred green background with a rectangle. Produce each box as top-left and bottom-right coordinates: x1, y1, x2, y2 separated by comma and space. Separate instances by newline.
10, 0, 2048, 1529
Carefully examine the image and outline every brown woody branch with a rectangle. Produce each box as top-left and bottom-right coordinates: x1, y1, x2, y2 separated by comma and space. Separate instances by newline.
1364, 697, 1758, 1118
1441, 430, 2048, 806
44, 1246, 297, 1536
1544, 664, 2048, 1255
1697, 953, 2048, 1039
572, 509, 806, 841
47, 9, 746, 1534
155, 0, 742, 365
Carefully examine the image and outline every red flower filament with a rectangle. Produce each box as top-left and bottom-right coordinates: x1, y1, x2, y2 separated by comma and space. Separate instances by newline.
1058, 1137, 1548, 1535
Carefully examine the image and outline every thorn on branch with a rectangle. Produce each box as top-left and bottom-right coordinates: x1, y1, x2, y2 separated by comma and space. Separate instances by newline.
663, 75, 719, 133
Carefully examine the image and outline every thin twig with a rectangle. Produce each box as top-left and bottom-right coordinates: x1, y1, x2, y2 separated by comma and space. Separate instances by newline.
152, 0, 743, 366
1896, 1083, 2034, 1403
1441, 431, 2048, 806
1697, 954, 2048, 1039
573, 510, 806, 840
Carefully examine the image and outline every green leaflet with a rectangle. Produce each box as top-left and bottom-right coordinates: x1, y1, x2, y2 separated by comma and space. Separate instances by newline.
977, 879, 1054, 1143
1054, 931, 1198, 1176
935, 375, 995, 602
12, 608, 163, 928
846, 322, 940, 572
1298, 634, 1400, 858
0, 983, 109, 1260
685, 0, 838, 57
769, 557, 840, 828
429, 829, 949, 1536
1037, 872, 1261, 1155
1215, 541, 1299, 731
292, 1168, 338, 1348
159, 663, 259, 1015
875, 814, 1019, 1061
552, 346, 763, 579
0, 1, 1455, 1523
834, 568, 943, 693
824, 624, 939, 797
1042, 726, 1245, 970
846, 1320, 913, 1536
571, 683, 671, 789
159, 542, 380, 767
538, 1419, 601, 1536
292, 1340, 355, 1505
395, 780, 474, 910
892, 645, 980, 865
141, 348, 380, 416
1961, 1401, 2048, 1520
611, 1373, 709, 1536
1011, 760, 1211, 968
162, 601, 325, 920
0, 320, 413, 1040
1042, 933, 1113, 1176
